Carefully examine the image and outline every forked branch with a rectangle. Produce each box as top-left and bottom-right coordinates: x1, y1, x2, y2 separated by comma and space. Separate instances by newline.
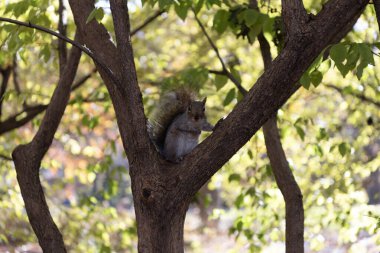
12, 34, 82, 253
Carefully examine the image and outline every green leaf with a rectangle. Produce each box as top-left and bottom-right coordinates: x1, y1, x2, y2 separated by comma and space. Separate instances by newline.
346, 43, 360, 68
262, 17, 275, 34
245, 187, 256, 196
234, 194, 244, 208
247, 150, 253, 159
223, 88, 236, 106
174, 3, 189, 21
338, 142, 348, 157
194, 0, 205, 14
314, 144, 324, 157
335, 61, 350, 77
86, 7, 104, 24
215, 75, 228, 90
228, 173, 241, 182
310, 70, 323, 87
355, 61, 367, 80
40, 45, 51, 63
236, 220, 243, 231
95, 7, 105, 22
13, 1, 29, 18
100, 244, 111, 253
230, 68, 242, 84
330, 44, 347, 63
295, 125, 305, 141
300, 73, 310, 89
206, 0, 222, 8
213, 9, 230, 34
358, 43, 375, 66
243, 9, 259, 26
86, 7, 98, 24
8, 33, 21, 53
158, 0, 171, 9
317, 128, 328, 141
248, 24, 261, 43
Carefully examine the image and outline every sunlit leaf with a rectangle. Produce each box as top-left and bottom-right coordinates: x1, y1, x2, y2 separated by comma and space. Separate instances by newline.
330, 44, 347, 63
223, 88, 236, 106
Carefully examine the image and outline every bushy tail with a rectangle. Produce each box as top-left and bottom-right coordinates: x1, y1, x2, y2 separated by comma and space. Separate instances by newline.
149, 89, 195, 151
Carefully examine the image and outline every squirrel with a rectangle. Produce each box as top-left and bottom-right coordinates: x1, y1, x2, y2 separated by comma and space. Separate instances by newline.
149, 89, 214, 162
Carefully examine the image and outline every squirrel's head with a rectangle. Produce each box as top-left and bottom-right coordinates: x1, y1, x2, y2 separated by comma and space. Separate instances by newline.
187, 97, 207, 122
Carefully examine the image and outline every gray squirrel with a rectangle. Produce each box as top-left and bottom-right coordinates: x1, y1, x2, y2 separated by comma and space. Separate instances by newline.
149, 89, 213, 162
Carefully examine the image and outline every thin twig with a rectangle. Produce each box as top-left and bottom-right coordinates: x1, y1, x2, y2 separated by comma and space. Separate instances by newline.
131, 10, 165, 36
12, 56, 21, 94
0, 66, 12, 118
325, 83, 380, 108
0, 17, 119, 87
0, 153, 12, 161
71, 68, 97, 91
193, 11, 247, 95
58, 0, 68, 74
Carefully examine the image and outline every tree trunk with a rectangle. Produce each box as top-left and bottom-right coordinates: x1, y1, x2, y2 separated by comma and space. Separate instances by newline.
131, 172, 190, 253
135, 205, 188, 253
13, 145, 67, 253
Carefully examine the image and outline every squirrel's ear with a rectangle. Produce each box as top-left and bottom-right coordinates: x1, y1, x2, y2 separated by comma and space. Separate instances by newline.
202, 97, 207, 105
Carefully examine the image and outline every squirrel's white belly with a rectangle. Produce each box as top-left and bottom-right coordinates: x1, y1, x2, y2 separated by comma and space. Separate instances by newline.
176, 133, 199, 158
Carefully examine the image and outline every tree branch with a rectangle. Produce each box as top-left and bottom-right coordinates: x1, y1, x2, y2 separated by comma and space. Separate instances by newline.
281, 0, 308, 37
0, 17, 119, 88
249, 2, 305, 251
58, 0, 68, 75
207, 1, 305, 250
0, 66, 12, 119
193, 12, 247, 95
12, 56, 22, 95
0, 153, 12, 161
131, 10, 165, 36
109, 0, 153, 161
71, 68, 97, 91
0, 104, 48, 135
176, 0, 369, 201
0, 67, 97, 136
263, 116, 304, 253
325, 84, 380, 108
12, 33, 82, 253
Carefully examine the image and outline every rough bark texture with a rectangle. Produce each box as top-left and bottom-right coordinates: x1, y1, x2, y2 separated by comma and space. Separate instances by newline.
263, 117, 304, 252
12, 35, 82, 253
0, 66, 12, 119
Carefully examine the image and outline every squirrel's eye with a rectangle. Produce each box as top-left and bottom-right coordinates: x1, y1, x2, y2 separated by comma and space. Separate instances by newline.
203, 108, 205, 112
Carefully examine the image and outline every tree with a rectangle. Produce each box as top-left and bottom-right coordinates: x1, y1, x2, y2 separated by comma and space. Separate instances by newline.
0, 0, 378, 252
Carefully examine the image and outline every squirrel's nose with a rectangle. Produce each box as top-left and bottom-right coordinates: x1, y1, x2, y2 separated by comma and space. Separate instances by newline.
194, 116, 199, 121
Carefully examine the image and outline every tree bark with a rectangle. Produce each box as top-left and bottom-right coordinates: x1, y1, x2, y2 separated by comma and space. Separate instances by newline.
263, 117, 304, 253
12, 34, 82, 253
0, 66, 12, 119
